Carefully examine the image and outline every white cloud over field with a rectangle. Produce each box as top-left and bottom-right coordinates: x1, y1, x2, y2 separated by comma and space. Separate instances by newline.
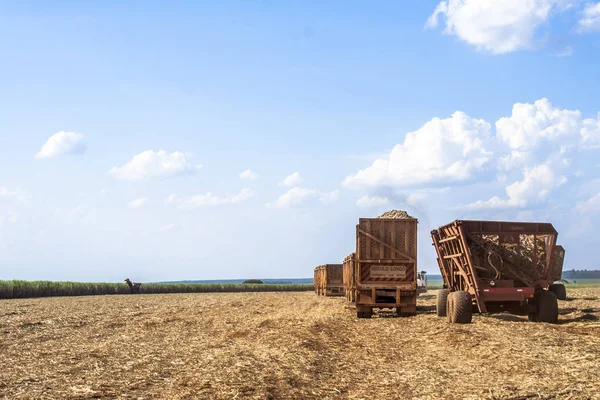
169, 188, 254, 208
35, 131, 86, 159
240, 169, 259, 181
577, 2, 600, 33
346, 98, 599, 210
281, 172, 303, 187
344, 111, 493, 188
426, 0, 577, 54
110, 150, 200, 181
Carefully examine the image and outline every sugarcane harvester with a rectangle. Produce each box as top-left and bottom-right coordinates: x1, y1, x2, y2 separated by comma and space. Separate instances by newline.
431, 220, 566, 324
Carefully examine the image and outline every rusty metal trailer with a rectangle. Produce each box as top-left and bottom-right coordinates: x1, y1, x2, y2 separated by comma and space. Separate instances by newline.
345, 217, 418, 318
343, 253, 358, 303
314, 264, 344, 296
431, 220, 566, 324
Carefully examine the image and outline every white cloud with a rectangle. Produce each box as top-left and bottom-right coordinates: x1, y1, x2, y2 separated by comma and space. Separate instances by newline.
577, 192, 600, 214
230, 188, 254, 204
465, 163, 567, 209
496, 98, 582, 151
344, 111, 492, 188
281, 172, 303, 187
240, 169, 259, 181
319, 190, 340, 204
127, 197, 149, 209
174, 188, 254, 208
426, 0, 568, 54
577, 2, 600, 33
268, 187, 317, 208
494, 99, 600, 155
35, 131, 85, 159
109, 150, 197, 181
581, 113, 600, 147
356, 196, 389, 208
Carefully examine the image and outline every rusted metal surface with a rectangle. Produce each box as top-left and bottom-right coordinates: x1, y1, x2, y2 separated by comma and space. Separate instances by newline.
343, 253, 356, 302
431, 220, 565, 314
314, 264, 344, 296
347, 217, 418, 316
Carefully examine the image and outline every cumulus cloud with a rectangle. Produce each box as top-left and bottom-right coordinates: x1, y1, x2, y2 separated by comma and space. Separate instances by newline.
109, 150, 198, 181
577, 2, 600, 33
171, 188, 254, 208
346, 98, 600, 216
240, 169, 259, 181
494, 99, 600, 166
465, 163, 567, 209
127, 197, 149, 209
356, 196, 389, 208
281, 172, 303, 187
426, 0, 569, 54
344, 111, 492, 188
268, 187, 317, 208
35, 131, 86, 159
496, 98, 582, 152
581, 113, 600, 147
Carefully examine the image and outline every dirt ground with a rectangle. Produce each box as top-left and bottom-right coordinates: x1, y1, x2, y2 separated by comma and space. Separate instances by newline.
1, 288, 599, 400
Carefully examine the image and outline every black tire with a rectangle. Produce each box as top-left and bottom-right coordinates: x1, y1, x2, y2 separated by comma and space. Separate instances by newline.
549, 283, 566, 301
450, 291, 473, 324
357, 311, 372, 319
534, 291, 558, 323
527, 298, 537, 322
437, 289, 450, 317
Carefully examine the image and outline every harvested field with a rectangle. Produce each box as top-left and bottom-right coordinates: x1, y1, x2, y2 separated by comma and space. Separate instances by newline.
1, 289, 600, 399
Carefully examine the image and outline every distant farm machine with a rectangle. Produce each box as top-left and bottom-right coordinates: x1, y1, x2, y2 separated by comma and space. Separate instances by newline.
314, 264, 344, 296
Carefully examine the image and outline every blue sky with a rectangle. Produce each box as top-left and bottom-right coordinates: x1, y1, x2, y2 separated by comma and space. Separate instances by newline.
1, 0, 600, 282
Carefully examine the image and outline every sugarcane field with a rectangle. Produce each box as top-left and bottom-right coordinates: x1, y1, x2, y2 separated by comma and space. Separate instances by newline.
5, 3, 600, 399
1, 288, 599, 399
2, 209, 600, 399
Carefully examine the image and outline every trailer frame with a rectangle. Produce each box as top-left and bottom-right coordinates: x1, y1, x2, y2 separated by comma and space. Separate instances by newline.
431, 220, 564, 321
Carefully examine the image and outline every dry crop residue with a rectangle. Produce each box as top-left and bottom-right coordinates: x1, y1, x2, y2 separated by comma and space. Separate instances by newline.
377, 209, 414, 219
1, 289, 599, 399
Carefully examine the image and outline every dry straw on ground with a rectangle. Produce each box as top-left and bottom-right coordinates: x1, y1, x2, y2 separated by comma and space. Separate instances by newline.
1, 288, 599, 399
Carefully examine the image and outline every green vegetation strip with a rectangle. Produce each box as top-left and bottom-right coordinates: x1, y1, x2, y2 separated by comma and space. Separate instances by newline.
0, 280, 314, 299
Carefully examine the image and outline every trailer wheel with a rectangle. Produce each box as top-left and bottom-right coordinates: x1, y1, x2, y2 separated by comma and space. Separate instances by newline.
436, 289, 450, 317
533, 291, 558, 323
450, 291, 473, 324
357, 311, 372, 319
549, 284, 566, 301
